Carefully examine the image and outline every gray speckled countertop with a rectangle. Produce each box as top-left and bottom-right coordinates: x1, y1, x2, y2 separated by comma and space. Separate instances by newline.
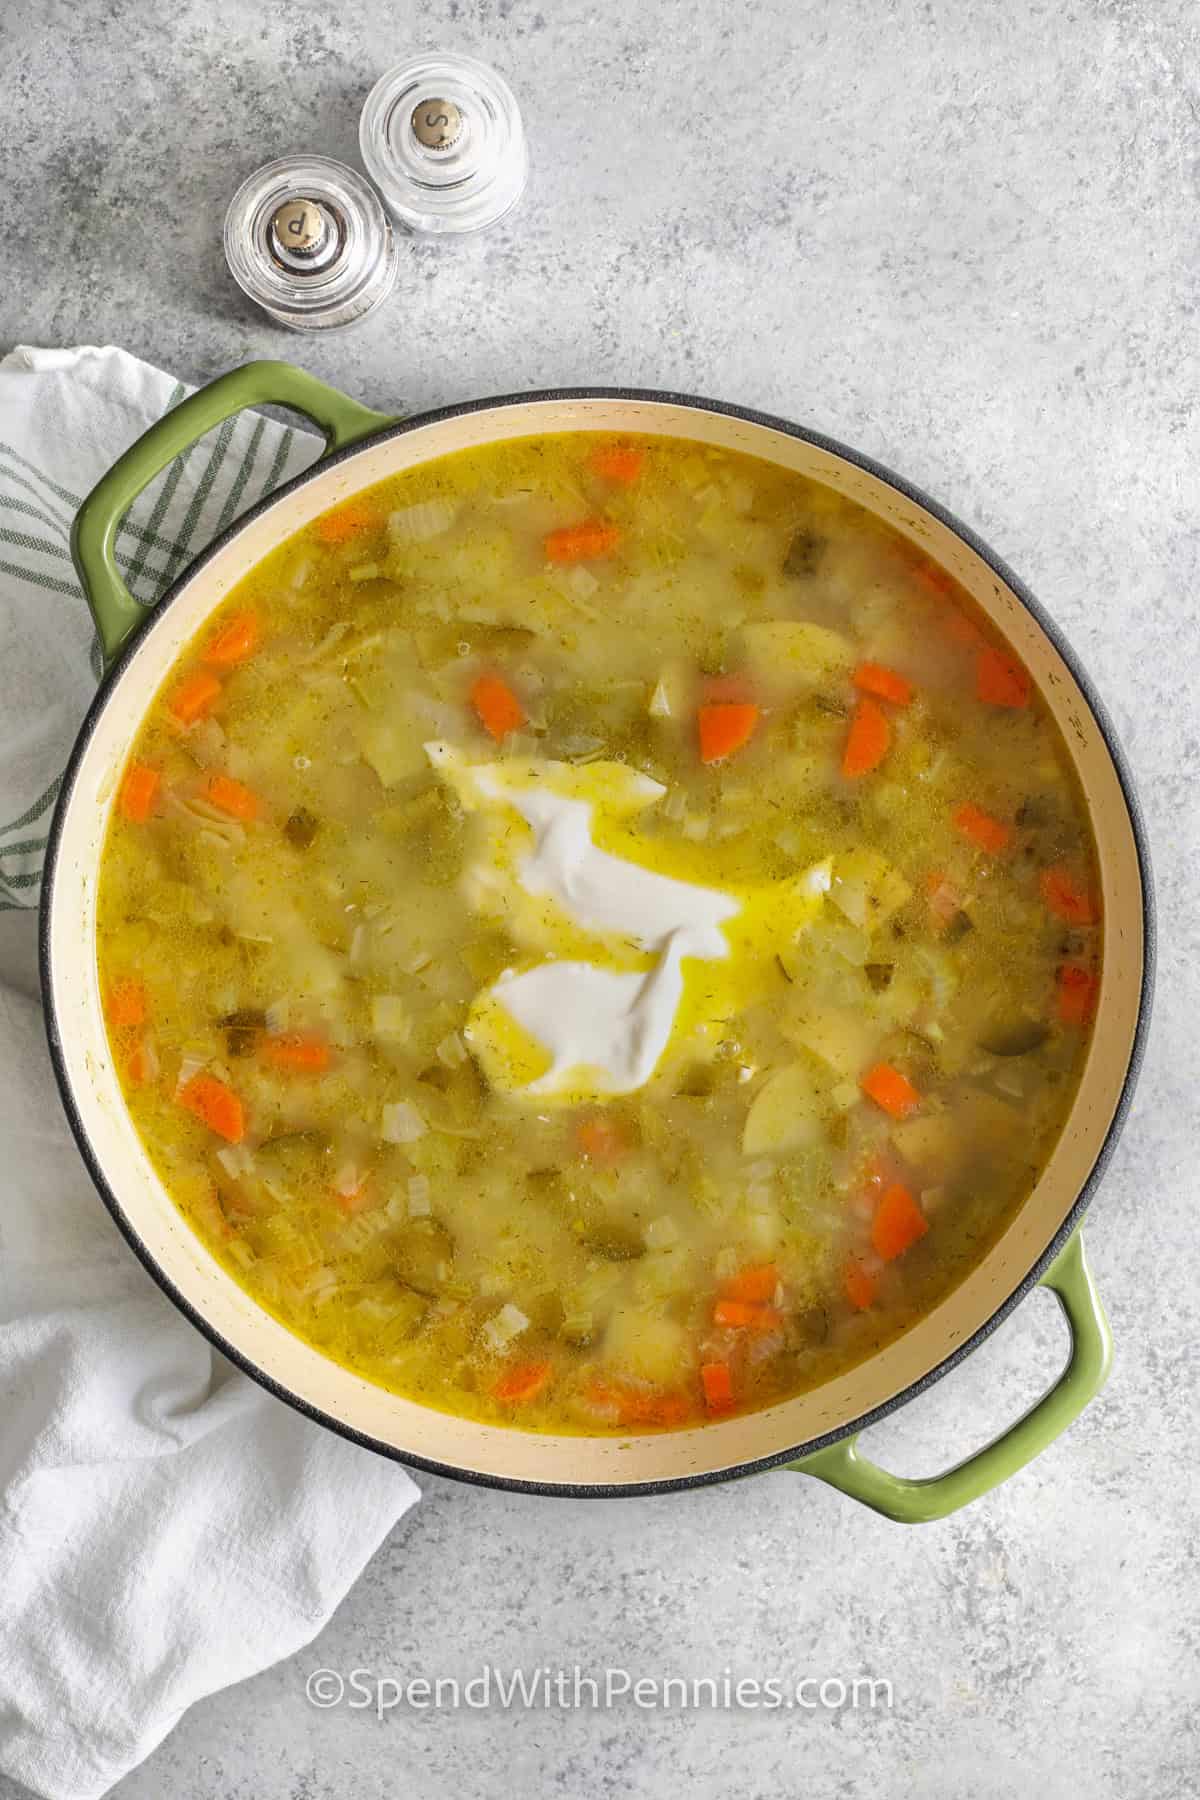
3, 0, 1198, 1794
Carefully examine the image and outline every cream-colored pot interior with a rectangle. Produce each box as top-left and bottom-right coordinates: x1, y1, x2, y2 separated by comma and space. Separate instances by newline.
47, 397, 1146, 1489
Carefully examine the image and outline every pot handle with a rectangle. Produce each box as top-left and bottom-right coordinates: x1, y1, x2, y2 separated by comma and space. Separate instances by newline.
787, 1229, 1111, 1523
71, 360, 396, 666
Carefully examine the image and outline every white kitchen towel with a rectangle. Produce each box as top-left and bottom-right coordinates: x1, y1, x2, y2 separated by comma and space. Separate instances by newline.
0, 346, 419, 1800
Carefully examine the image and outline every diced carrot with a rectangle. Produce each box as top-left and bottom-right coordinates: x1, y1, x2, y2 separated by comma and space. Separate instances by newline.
107, 977, 147, 1029
470, 673, 526, 741
701, 671, 756, 705
1040, 863, 1097, 926
976, 646, 1031, 709
576, 1114, 627, 1162
713, 1299, 782, 1331
952, 801, 1011, 855
204, 610, 260, 667
125, 1039, 150, 1086
205, 774, 259, 822
698, 701, 759, 764
589, 444, 645, 485
1057, 963, 1099, 1026
543, 519, 621, 564
118, 761, 160, 824
586, 1379, 691, 1428
261, 1033, 331, 1073
841, 696, 891, 778
844, 1258, 879, 1310
178, 1072, 244, 1143
168, 669, 221, 726
622, 1389, 691, 1428
912, 557, 956, 599
853, 662, 914, 706
861, 1062, 921, 1120
335, 1180, 374, 1216
721, 1262, 779, 1305
493, 1360, 553, 1404
700, 1362, 735, 1413
871, 1183, 929, 1262
314, 501, 381, 545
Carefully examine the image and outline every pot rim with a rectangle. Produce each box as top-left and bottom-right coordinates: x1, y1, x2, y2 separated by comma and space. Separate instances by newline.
40, 384, 1156, 1497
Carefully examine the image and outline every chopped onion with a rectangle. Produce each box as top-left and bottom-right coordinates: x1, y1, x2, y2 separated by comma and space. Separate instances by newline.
648, 679, 672, 719
264, 998, 290, 1035
348, 562, 380, 583
568, 565, 600, 599
139, 1036, 161, 1082
216, 1143, 255, 1181
714, 1246, 739, 1282
482, 1302, 529, 1354
348, 922, 369, 966
662, 786, 687, 822
289, 555, 313, 591
407, 1174, 432, 1217
644, 1215, 680, 1250
381, 1100, 426, 1144
371, 995, 409, 1041
389, 499, 456, 543
682, 813, 711, 841
174, 1053, 207, 1095
435, 1030, 468, 1069
831, 1080, 860, 1110
333, 1161, 362, 1199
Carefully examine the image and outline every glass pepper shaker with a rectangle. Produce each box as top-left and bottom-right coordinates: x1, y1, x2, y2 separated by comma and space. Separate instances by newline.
223, 154, 398, 330
359, 52, 528, 236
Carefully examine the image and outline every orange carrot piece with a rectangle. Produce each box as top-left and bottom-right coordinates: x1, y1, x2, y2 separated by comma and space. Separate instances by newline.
576, 1114, 627, 1162
912, 557, 957, 599
314, 502, 380, 545
107, 977, 147, 1029
623, 1388, 691, 1428
700, 1362, 735, 1413
543, 519, 621, 564
261, 1033, 331, 1073
701, 671, 756, 705
493, 1359, 553, 1404
178, 1072, 244, 1143
841, 696, 891, 778
853, 662, 914, 707
589, 444, 645, 485
118, 761, 160, 824
168, 669, 221, 726
722, 1262, 779, 1305
204, 774, 259, 822
976, 646, 1031, 709
125, 1039, 150, 1086
861, 1062, 921, 1119
871, 1183, 929, 1262
204, 610, 260, 667
1040, 863, 1097, 926
713, 1299, 782, 1331
844, 1258, 879, 1310
698, 701, 759, 764
1057, 963, 1099, 1026
952, 801, 1011, 855
470, 673, 527, 740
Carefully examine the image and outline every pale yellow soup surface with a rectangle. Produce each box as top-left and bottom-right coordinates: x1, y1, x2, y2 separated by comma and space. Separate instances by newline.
96, 432, 1101, 1434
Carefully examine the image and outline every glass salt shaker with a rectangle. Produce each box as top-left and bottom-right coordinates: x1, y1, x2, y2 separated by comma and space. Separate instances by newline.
359, 53, 528, 236
223, 155, 398, 330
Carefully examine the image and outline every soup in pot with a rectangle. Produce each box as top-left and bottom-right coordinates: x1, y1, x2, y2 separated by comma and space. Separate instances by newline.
95, 432, 1101, 1432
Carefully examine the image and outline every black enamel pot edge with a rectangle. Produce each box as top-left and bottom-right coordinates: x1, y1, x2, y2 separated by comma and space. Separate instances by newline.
39, 384, 1156, 1499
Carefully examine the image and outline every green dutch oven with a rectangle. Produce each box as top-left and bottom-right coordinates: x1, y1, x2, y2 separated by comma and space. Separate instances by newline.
41, 362, 1153, 1520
